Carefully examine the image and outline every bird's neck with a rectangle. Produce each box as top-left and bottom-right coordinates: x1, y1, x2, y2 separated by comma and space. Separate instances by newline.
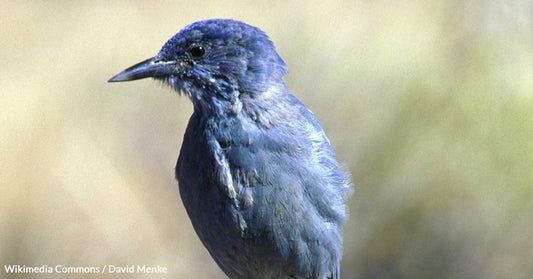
192, 81, 290, 127
191, 89, 242, 120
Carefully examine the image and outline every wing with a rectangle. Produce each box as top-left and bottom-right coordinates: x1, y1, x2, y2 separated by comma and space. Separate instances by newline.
223, 92, 349, 278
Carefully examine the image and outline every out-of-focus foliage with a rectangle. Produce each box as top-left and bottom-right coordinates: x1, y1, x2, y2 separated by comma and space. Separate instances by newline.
1, 1, 532, 278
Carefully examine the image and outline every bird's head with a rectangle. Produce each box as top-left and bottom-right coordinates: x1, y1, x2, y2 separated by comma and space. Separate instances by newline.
109, 19, 288, 106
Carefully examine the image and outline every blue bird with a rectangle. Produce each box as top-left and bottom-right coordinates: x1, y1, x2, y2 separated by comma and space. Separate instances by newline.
109, 19, 351, 279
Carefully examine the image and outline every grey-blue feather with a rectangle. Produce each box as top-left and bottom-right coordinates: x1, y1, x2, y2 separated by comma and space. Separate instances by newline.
109, 19, 351, 279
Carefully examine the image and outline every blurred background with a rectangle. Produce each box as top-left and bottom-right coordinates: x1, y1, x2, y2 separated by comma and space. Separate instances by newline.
1, 1, 532, 278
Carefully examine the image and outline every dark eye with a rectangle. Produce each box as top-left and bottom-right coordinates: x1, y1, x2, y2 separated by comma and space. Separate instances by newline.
189, 46, 205, 58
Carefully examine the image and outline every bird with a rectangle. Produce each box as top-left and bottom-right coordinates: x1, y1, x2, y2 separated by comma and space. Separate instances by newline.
109, 19, 351, 279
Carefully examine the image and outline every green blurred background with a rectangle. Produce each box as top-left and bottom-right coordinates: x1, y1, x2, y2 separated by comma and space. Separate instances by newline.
1, 1, 532, 278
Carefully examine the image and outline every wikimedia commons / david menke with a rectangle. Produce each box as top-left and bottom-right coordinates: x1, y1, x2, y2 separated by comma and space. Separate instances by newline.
3, 264, 168, 274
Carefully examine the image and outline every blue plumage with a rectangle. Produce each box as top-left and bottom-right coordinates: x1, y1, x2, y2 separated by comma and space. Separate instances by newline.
109, 19, 351, 279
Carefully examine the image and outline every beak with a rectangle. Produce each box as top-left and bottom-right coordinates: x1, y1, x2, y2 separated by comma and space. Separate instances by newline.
108, 57, 178, 82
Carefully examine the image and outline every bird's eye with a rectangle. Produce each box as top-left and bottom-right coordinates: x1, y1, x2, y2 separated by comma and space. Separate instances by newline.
189, 46, 205, 58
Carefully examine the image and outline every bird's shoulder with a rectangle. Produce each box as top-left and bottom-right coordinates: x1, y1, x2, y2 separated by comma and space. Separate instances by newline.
179, 84, 348, 198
